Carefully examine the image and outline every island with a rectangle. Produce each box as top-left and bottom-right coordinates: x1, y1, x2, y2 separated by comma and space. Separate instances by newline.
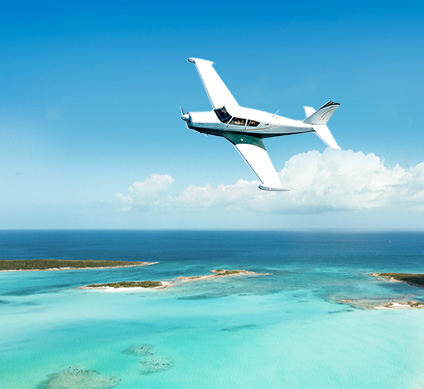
80, 269, 267, 291
0, 259, 157, 272
370, 272, 424, 288
340, 297, 424, 310
81, 280, 169, 290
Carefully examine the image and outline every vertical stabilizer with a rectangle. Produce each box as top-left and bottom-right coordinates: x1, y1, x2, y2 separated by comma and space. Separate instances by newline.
304, 102, 341, 150
304, 101, 340, 125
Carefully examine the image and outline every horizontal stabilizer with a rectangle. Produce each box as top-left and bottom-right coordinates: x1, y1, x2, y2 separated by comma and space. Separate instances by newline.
223, 133, 288, 191
304, 101, 340, 125
313, 124, 340, 150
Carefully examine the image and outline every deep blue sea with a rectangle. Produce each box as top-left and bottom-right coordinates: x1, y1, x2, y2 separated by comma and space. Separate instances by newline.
1, 230, 424, 388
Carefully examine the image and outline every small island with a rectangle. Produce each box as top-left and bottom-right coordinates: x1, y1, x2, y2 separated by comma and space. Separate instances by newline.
0, 259, 157, 272
340, 298, 424, 310
370, 273, 424, 288
81, 280, 169, 290
80, 269, 267, 291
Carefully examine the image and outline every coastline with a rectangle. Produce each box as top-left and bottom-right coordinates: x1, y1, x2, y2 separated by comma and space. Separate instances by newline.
341, 297, 424, 310
370, 272, 424, 288
0, 261, 158, 273
375, 301, 424, 309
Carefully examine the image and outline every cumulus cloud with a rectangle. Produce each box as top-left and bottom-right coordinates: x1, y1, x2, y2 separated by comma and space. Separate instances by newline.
115, 174, 174, 211
116, 150, 424, 214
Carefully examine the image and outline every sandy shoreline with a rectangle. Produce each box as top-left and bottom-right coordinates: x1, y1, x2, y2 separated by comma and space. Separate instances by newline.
369, 272, 424, 288
341, 297, 424, 310
369, 273, 402, 283
375, 301, 424, 309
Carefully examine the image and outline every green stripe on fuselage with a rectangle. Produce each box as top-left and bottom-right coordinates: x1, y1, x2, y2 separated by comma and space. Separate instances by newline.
222, 133, 265, 150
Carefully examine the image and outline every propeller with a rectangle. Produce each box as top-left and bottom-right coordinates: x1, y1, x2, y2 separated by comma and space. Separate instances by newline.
180, 106, 190, 122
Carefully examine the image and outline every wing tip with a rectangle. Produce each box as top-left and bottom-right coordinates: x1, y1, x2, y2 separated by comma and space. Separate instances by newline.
259, 185, 289, 192
187, 57, 215, 65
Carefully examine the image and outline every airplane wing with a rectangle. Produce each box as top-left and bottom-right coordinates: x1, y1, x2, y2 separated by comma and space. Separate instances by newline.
223, 133, 287, 191
188, 58, 239, 110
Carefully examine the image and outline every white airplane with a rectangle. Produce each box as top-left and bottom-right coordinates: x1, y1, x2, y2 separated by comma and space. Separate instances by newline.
181, 58, 341, 191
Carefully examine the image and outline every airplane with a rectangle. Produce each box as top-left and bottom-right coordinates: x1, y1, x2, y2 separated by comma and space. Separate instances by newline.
181, 58, 341, 191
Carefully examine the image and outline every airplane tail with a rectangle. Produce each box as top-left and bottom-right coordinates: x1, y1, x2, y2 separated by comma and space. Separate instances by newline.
303, 102, 341, 150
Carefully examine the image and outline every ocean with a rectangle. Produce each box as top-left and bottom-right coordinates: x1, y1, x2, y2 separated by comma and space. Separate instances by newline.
1, 230, 424, 388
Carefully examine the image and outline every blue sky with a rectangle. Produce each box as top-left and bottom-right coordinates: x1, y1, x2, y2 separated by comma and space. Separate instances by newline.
1, 1, 424, 229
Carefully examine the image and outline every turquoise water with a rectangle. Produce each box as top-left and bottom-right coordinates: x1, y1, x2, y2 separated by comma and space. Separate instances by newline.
1, 231, 424, 388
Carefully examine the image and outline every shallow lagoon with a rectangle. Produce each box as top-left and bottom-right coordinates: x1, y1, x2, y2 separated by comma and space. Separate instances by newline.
1, 231, 424, 388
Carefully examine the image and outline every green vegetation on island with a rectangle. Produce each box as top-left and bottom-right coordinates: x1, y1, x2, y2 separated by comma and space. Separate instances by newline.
212, 269, 248, 276
378, 300, 424, 309
340, 297, 424, 310
406, 300, 424, 308
370, 272, 424, 287
0, 259, 155, 272
84, 281, 164, 289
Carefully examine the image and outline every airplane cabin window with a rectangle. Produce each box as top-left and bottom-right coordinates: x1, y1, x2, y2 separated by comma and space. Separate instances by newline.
247, 119, 260, 127
230, 117, 246, 126
214, 107, 232, 123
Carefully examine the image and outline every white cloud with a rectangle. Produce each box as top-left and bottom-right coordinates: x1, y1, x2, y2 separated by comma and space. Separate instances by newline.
275, 149, 424, 213
116, 150, 424, 214
115, 174, 174, 211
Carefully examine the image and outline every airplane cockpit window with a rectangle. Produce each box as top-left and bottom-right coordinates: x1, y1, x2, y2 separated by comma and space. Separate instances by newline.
214, 107, 232, 123
214, 108, 258, 127
247, 119, 260, 127
229, 117, 246, 126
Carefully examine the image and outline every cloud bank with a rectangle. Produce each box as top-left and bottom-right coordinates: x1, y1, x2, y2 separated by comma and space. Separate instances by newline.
116, 149, 424, 214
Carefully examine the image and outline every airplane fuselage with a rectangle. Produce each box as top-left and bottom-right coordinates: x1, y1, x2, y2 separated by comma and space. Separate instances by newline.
183, 105, 314, 139
181, 57, 340, 191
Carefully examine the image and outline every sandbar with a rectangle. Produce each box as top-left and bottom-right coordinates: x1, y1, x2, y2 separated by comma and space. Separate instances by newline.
177, 268, 267, 282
